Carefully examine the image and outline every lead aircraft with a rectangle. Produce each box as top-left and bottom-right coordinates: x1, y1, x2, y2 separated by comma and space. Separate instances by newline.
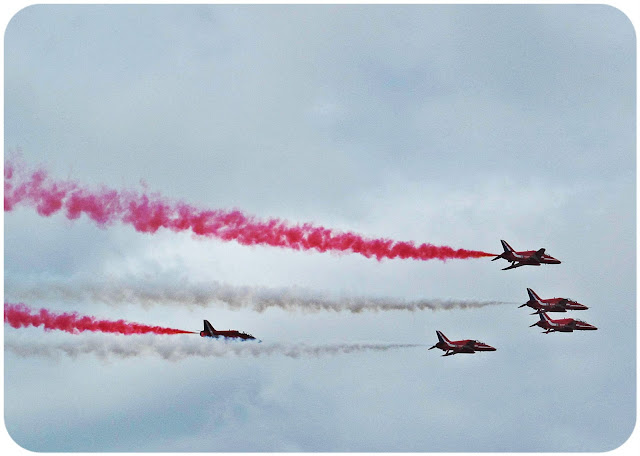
520, 288, 588, 314
200, 320, 256, 340
530, 312, 597, 333
428, 330, 496, 356
492, 240, 561, 270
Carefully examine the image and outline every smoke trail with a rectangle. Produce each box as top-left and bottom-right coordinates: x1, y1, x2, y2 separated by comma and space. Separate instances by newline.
4, 158, 494, 262
4, 302, 194, 335
5, 274, 515, 313
4, 333, 424, 361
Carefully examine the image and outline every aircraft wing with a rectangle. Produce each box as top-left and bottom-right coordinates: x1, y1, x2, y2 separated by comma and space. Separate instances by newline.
502, 261, 542, 270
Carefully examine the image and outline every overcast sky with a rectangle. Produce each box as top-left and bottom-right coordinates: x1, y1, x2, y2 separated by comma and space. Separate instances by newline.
3, 3, 637, 453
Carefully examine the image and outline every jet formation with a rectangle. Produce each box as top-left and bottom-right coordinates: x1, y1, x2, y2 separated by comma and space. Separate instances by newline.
194, 240, 595, 353
518, 287, 597, 334
429, 240, 597, 357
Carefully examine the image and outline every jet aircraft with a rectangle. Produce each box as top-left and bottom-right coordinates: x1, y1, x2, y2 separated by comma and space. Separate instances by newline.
530, 312, 597, 333
492, 240, 561, 270
520, 288, 588, 314
200, 320, 256, 340
428, 330, 496, 356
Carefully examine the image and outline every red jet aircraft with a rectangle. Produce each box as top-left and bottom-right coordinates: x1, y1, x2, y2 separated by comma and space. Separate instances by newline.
520, 288, 588, 314
200, 320, 256, 340
428, 330, 496, 356
492, 240, 561, 270
530, 312, 597, 334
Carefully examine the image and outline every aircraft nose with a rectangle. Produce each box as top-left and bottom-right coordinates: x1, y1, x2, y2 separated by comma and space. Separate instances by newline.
579, 323, 597, 330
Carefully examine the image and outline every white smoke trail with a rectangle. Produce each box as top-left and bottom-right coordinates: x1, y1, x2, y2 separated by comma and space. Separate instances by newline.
4, 333, 425, 361
5, 274, 513, 313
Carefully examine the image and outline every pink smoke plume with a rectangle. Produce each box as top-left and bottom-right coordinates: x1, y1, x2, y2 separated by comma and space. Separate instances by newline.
4, 158, 495, 261
4, 302, 194, 335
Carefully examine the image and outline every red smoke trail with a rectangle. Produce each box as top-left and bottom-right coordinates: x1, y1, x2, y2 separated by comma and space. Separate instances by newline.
4, 302, 195, 335
4, 159, 495, 261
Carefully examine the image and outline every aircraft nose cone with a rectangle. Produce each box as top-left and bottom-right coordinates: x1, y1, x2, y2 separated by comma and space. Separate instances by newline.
579, 323, 597, 330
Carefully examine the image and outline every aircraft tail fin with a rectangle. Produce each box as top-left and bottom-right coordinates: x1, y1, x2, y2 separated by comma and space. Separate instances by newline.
527, 288, 542, 303
501, 240, 515, 253
436, 330, 452, 346
492, 240, 514, 261
531, 312, 549, 327
203, 320, 216, 336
